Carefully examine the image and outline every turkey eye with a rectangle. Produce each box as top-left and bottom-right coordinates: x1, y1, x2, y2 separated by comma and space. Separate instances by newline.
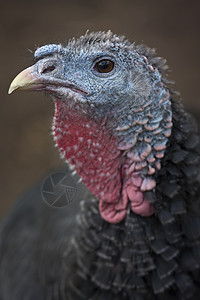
94, 60, 114, 73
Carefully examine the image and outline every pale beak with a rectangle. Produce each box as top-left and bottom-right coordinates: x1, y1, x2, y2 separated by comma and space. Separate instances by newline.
8, 61, 88, 96
8, 65, 41, 94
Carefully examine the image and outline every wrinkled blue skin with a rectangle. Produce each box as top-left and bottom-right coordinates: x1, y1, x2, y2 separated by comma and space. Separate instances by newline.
34, 43, 135, 101
35, 42, 159, 103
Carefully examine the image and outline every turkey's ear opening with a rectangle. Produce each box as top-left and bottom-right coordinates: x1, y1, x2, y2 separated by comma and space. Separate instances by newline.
129, 70, 152, 98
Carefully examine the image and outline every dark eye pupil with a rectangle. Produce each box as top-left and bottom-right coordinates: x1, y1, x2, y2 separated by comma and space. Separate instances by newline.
95, 60, 114, 73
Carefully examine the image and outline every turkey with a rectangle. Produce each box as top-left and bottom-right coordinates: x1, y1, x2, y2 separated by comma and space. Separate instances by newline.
1, 30, 200, 299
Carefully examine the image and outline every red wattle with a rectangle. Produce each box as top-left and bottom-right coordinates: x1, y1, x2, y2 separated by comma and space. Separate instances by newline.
53, 101, 155, 223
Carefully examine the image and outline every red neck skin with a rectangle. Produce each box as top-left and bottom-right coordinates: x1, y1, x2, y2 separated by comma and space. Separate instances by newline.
53, 101, 154, 223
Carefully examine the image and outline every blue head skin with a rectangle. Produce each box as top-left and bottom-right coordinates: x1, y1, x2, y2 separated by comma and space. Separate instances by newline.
32, 31, 168, 125
31, 31, 171, 149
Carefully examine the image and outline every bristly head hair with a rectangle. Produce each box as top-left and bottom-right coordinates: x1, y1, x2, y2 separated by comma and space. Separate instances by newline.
34, 30, 172, 88
67, 30, 171, 82
67, 30, 130, 49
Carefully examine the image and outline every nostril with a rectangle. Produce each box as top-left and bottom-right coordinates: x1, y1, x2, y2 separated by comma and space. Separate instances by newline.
41, 65, 56, 74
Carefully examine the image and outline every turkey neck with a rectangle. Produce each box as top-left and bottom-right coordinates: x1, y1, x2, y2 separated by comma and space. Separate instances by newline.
53, 85, 172, 224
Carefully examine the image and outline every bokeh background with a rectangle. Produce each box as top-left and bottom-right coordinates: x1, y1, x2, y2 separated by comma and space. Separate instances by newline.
1, 0, 200, 217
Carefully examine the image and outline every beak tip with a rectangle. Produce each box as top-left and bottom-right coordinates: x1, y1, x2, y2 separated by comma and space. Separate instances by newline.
8, 81, 19, 94
8, 66, 37, 95
8, 86, 14, 94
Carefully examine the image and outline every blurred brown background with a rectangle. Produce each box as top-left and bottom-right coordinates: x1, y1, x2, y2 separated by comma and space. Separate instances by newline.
0, 0, 200, 218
